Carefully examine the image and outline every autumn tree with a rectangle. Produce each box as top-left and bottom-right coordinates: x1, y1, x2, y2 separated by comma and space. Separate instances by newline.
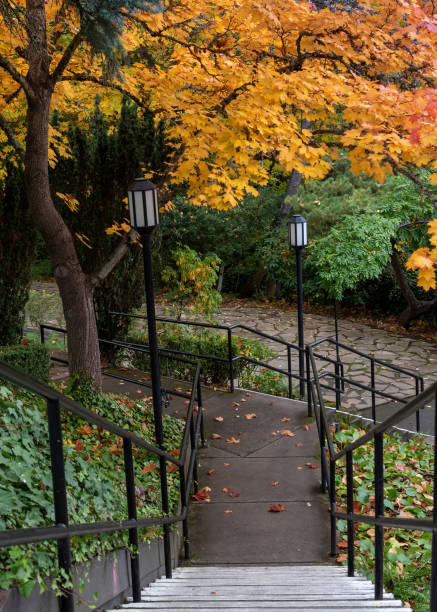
2, 0, 437, 384
0, 0, 163, 386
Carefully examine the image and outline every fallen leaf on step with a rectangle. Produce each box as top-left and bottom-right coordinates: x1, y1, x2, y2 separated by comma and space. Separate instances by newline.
222, 487, 230, 493
305, 462, 320, 469
245, 393, 252, 397
295, 442, 304, 447
223, 511, 232, 515
304, 424, 311, 431
226, 437, 240, 444
270, 481, 279, 486
269, 504, 285, 512
228, 491, 240, 498
231, 402, 240, 407
281, 417, 291, 422
240, 398, 247, 402
271, 431, 277, 436
211, 433, 222, 439
245, 413, 257, 420
280, 429, 295, 437
224, 462, 230, 467
207, 469, 217, 475
214, 416, 224, 422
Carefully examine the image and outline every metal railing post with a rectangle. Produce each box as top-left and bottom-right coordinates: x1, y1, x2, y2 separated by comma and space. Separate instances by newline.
179, 467, 190, 560
227, 329, 234, 392
40, 324, 45, 345
197, 378, 206, 448
47, 398, 74, 612
330, 459, 337, 557
374, 431, 384, 600
320, 407, 327, 493
287, 345, 293, 400
346, 451, 355, 577
415, 378, 421, 433
334, 361, 341, 411
123, 438, 141, 602
371, 359, 376, 424
190, 416, 199, 494
306, 348, 312, 416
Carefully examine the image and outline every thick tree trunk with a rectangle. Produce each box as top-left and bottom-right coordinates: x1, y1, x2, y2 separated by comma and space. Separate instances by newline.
23, 19, 102, 386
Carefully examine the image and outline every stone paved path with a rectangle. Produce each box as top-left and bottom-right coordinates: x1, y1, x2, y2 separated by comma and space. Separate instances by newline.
30, 282, 437, 412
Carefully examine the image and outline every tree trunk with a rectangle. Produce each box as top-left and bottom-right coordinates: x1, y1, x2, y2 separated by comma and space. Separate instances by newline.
24, 34, 102, 386
390, 245, 437, 329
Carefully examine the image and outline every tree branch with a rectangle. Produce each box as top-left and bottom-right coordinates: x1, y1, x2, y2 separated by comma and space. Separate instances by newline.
60, 74, 144, 108
392, 162, 437, 212
88, 229, 138, 289
0, 112, 24, 159
0, 52, 35, 101
51, 31, 83, 84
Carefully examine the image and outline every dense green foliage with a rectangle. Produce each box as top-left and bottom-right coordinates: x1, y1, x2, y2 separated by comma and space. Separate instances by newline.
0, 344, 50, 382
0, 383, 183, 599
161, 246, 222, 318
0, 162, 37, 345
126, 325, 274, 386
334, 422, 433, 611
51, 99, 170, 357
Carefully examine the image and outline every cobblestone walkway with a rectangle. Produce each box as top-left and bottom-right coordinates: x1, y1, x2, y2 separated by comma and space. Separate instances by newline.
30, 282, 437, 412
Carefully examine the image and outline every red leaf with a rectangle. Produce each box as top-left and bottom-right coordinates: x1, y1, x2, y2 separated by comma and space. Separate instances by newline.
207, 469, 217, 475
193, 487, 211, 502
269, 504, 285, 512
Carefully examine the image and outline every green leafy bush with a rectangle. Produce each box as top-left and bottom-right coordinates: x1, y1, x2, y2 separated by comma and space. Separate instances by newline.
334, 421, 433, 611
0, 383, 183, 599
239, 368, 291, 397
126, 325, 274, 386
161, 246, 222, 318
0, 344, 50, 382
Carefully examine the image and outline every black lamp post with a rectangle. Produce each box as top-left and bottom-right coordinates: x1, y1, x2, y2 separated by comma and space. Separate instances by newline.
127, 178, 172, 580
288, 214, 308, 397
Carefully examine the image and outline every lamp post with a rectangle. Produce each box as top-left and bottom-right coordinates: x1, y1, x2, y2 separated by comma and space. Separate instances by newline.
127, 178, 172, 580
288, 214, 308, 397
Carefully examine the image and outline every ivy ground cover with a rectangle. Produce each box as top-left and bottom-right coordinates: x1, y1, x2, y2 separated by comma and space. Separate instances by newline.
0, 382, 184, 602
334, 422, 434, 611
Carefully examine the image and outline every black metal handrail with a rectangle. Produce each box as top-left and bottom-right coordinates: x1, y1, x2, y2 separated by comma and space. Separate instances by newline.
307, 344, 437, 609
0, 359, 204, 612
308, 336, 424, 429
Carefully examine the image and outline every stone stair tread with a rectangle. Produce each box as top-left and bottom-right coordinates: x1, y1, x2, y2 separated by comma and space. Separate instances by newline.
111, 565, 409, 611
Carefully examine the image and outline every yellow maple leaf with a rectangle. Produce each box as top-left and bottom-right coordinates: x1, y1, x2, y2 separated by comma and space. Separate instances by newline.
417, 268, 436, 291
406, 248, 434, 271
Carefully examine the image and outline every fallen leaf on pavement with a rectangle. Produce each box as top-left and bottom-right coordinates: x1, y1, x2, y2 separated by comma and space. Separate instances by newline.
245, 413, 257, 420
214, 416, 224, 422
207, 469, 217, 475
193, 487, 211, 502
211, 433, 222, 439
281, 417, 291, 422
231, 402, 240, 407
304, 424, 311, 431
224, 462, 230, 467
228, 491, 240, 498
269, 504, 285, 512
280, 429, 295, 437
222, 487, 230, 493
245, 393, 252, 397
270, 481, 279, 486
305, 462, 320, 469
295, 442, 304, 447
226, 437, 240, 444
240, 398, 247, 402
271, 431, 277, 436
223, 511, 232, 515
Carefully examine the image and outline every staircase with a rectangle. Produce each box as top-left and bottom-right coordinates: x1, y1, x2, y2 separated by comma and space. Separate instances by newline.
109, 565, 410, 611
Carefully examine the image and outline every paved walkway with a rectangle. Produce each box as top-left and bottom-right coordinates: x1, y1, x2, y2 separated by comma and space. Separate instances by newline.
31, 282, 437, 412
102, 371, 331, 565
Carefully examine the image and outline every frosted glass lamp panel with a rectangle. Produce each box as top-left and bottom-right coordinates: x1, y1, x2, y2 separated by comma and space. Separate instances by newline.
145, 189, 155, 227
134, 191, 145, 227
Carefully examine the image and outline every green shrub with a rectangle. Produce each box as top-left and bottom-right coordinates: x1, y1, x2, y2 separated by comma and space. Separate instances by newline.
0, 344, 50, 382
126, 325, 274, 386
0, 383, 183, 599
239, 368, 291, 397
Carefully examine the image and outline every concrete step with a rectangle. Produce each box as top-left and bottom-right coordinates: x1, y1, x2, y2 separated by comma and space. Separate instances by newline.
109, 565, 411, 612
